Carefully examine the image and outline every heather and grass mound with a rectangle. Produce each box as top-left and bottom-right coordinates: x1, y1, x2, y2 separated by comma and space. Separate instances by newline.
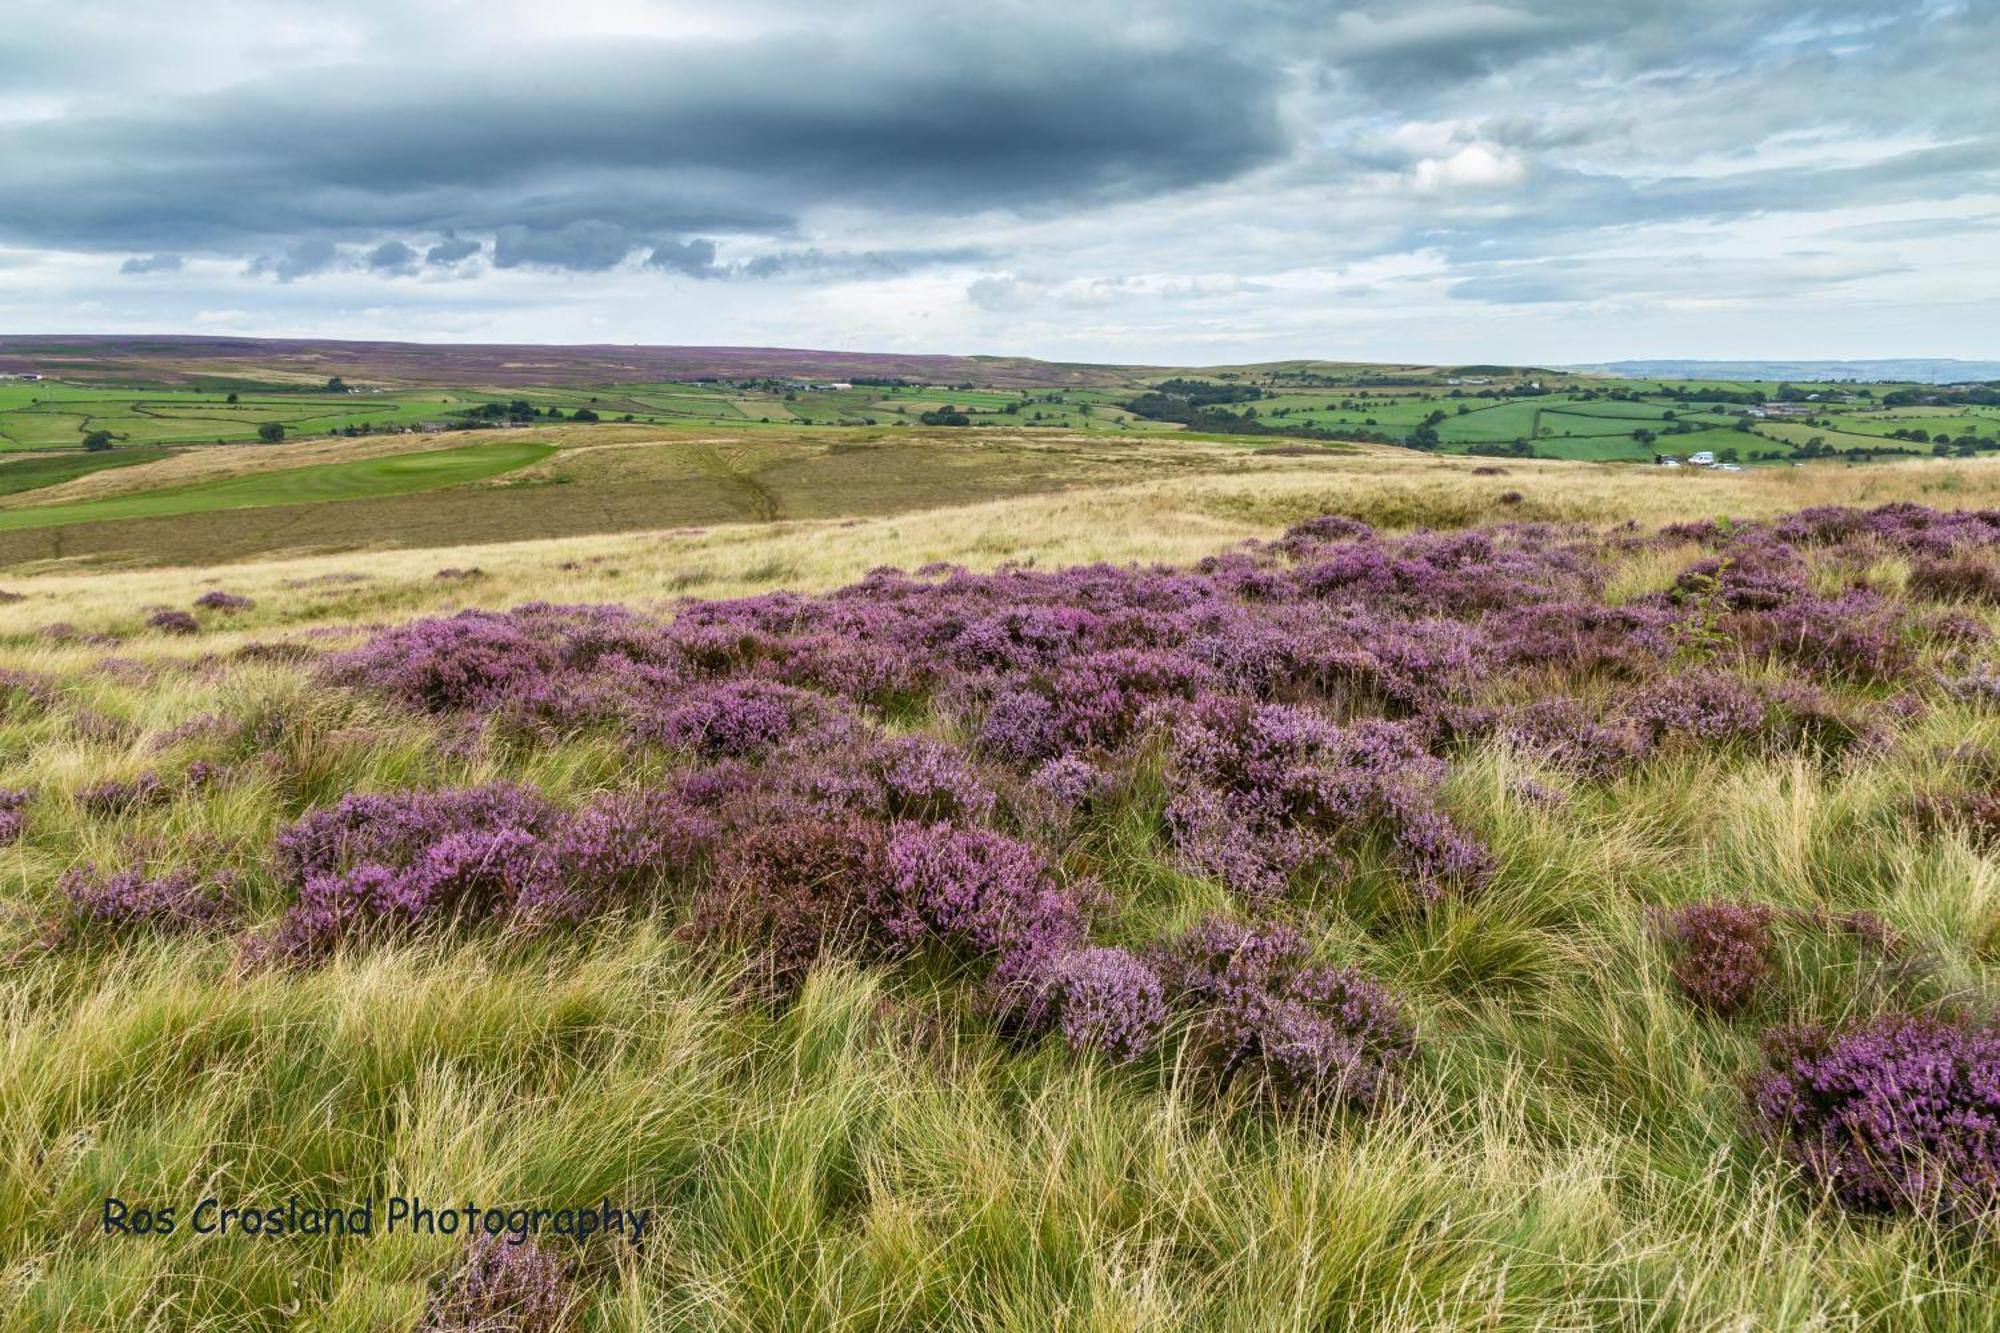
7, 498, 2000, 1327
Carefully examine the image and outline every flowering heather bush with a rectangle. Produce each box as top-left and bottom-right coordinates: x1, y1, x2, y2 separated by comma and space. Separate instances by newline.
1627, 672, 1769, 747
192, 590, 254, 612
1471, 698, 1650, 778
276, 785, 561, 882
1389, 808, 1497, 903
420, 1236, 575, 1333
1152, 918, 1416, 1113
1275, 513, 1376, 557
1909, 554, 2000, 603
1161, 696, 1470, 902
257, 784, 715, 960
322, 604, 676, 718
1029, 754, 1111, 810
1751, 1015, 2000, 1218
1750, 591, 1915, 683
1768, 503, 2000, 557
885, 822, 1092, 979
689, 817, 902, 996
638, 679, 828, 760
1909, 789, 2000, 850
1660, 901, 1777, 1014
58, 865, 237, 937
1671, 546, 1809, 613
873, 736, 997, 823
1034, 946, 1168, 1063
0, 787, 26, 844
978, 648, 1218, 763
0, 667, 58, 719
146, 608, 200, 636
77, 772, 168, 817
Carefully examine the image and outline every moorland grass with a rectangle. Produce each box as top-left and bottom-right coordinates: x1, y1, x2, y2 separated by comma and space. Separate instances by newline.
0, 451, 1997, 1328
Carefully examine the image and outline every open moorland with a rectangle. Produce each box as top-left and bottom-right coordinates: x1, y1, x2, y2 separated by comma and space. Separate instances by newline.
2, 434, 2000, 1328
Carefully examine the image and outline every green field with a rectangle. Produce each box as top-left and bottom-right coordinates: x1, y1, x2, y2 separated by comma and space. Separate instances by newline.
0, 447, 176, 498
0, 439, 554, 532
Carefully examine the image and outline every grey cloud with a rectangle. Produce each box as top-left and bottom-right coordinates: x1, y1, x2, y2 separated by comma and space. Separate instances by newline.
426, 233, 482, 265
367, 239, 419, 274
119, 253, 182, 274
246, 236, 341, 282
492, 222, 640, 272
1325, 4, 1581, 88
0, 29, 1285, 256
645, 238, 721, 278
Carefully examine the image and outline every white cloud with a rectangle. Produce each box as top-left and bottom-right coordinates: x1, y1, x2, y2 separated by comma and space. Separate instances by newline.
1411, 144, 1527, 192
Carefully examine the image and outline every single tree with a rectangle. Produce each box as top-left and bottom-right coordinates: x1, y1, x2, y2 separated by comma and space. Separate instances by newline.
257, 422, 287, 443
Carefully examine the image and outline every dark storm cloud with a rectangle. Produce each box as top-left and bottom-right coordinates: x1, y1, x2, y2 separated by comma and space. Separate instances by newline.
119, 253, 182, 275
0, 30, 1286, 256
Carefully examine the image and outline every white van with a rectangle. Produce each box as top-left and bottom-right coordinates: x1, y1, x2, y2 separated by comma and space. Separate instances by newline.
1689, 450, 1716, 466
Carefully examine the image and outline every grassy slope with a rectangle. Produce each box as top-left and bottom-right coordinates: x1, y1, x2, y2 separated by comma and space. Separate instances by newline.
0, 429, 1260, 569
0, 440, 554, 533
0, 448, 175, 498
1, 451, 1998, 1328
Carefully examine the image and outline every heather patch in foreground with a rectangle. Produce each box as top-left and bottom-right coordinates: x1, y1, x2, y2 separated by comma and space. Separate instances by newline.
1753, 1015, 2000, 1220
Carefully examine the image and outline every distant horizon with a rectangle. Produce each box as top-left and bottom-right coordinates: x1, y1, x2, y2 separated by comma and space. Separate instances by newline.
3, 333, 1998, 383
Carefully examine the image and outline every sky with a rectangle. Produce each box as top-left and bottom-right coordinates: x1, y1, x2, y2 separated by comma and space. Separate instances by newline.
0, 0, 1995, 366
